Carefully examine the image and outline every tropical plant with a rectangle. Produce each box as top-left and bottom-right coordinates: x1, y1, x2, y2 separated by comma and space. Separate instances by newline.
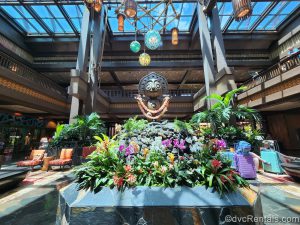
191, 87, 261, 136
123, 116, 148, 136
174, 119, 194, 135
50, 113, 106, 147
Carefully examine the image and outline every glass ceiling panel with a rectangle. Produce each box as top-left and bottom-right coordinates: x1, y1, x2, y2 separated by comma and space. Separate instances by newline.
0, 1, 298, 36
31, 5, 73, 33
256, 1, 300, 30
218, 1, 300, 32
108, 2, 195, 34
0, 5, 46, 34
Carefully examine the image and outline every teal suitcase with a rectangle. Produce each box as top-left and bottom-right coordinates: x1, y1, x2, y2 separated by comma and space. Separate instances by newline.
261, 150, 284, 174
221, 151, 235, 168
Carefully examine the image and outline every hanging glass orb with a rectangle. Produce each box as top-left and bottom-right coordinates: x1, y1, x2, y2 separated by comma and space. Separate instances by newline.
232, 0, 252, 21
85, 0, 94, 4
130, 41, 141, 53
139, 53, 151, 66
145, 30, 161, 50
117, 13, 125, 31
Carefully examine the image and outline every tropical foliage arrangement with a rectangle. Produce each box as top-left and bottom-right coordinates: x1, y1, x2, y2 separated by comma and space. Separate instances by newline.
50, 112, 106, 147
75, 88, 262, 195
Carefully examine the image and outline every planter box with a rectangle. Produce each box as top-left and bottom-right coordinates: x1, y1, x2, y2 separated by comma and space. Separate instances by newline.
56, 183, 263, 225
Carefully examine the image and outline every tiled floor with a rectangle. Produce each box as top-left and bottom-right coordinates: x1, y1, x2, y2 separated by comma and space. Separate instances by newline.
0, 167, 299, 225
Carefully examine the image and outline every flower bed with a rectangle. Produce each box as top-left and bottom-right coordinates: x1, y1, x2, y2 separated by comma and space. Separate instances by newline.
75, 119, 249, 195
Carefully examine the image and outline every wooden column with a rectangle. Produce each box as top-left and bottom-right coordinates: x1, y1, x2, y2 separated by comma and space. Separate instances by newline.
197, 2, 216, 108
69, 7, 91, 123
85, 7, 106, 114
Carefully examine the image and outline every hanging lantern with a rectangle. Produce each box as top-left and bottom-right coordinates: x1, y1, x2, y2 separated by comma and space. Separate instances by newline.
232, 0, 252, 21
139, 53, 151, 66
125, 0, 137, 18
145, 30, 161, 50
84, 0, 94, 4
94, 0, 102, 12
130, 40, 141, 53
171, 27, 179, 45
117, 13, 125, 31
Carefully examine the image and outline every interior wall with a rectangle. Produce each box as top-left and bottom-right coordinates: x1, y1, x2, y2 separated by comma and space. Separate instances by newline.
264, 110, 300, 156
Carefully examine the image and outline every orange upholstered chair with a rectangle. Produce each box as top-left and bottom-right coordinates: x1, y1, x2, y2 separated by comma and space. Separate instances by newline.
17, 149, 45, 171
48, 148, 73, 171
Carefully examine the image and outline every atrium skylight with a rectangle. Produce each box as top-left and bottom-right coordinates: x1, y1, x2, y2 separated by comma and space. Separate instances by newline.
0, 1, 299, 36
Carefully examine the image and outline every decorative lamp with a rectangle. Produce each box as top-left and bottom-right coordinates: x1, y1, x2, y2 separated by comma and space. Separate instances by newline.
139, 53, 151, 66
145, 30, 161, 50
171, 27, 179, 45
125, 0, 137, 18
94, 0, 102, 12
117, 13, 125, 31
232, 0, 252, 21
130, 40, 141, 53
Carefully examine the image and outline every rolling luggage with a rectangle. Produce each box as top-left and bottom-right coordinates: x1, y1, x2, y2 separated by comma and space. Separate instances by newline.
261, 150, 284, 174
234, 154, 257, 179
220, 151, 235, 168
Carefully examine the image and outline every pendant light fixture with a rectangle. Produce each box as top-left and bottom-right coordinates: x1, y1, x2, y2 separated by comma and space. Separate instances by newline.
117, 13, 125, 31
125, 0, 137, 18
94, 0, 102, 12
232, 0, 252, 21
171, 27, 179, 45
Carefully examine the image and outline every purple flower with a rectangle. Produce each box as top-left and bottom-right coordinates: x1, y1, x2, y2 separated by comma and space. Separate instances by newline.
119, 145, 125, 152
173, 139, 186, 150
162, 139, 172, 148
216, 139, 227, 150
125, 145, 134, 156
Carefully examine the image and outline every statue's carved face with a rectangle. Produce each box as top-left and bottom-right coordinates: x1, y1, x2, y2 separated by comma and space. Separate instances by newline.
145, 78, 161, 92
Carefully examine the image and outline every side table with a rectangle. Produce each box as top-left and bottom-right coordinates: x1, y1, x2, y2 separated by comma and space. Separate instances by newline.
42, 156, 54, 171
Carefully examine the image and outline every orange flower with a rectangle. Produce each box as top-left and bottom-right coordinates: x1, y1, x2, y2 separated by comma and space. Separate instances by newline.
124, 165, 132, 172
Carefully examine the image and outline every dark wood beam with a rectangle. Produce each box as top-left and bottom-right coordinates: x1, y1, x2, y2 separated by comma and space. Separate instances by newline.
109, 71, 124, 91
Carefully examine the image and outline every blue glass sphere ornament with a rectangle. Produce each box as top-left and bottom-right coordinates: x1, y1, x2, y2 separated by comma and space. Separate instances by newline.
130, 40, 141, 53
139, 53, 151, 66
144, 30, 161, 50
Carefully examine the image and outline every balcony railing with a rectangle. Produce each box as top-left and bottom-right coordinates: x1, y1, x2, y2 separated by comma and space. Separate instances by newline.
0, 51, 67, 99
242, 51, 300, 90
103, 89, 196, 98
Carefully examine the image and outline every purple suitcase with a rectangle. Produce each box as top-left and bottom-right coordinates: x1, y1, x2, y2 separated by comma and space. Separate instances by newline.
234, 154, 257, 179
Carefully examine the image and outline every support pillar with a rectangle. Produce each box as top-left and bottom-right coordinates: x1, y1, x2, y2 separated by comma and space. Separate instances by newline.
69, 7, 91, 123
197, 2, 216, 108
210, 5, 237, 94
86, 7, 106, 113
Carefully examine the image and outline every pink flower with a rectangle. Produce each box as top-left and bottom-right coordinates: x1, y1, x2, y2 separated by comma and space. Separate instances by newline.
119, 145, 125, 152
173, 139, 186, 150
160, 166, 167, 174
126, 174, 136, 185
216, 139, 227, 150
125, 145, 134, 156
211, 159, 222, 169
124, 165, 132, 172
162, 139, 172, 148
113, 175, 124, 188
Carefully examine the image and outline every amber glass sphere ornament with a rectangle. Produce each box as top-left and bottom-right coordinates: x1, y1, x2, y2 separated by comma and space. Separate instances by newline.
139, 53, 151, 66
171, 27, 179, 45
117, 13, 125, 31
232, 0, 252, 21
94, 0, 102, 12
125, 0, 137, 18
